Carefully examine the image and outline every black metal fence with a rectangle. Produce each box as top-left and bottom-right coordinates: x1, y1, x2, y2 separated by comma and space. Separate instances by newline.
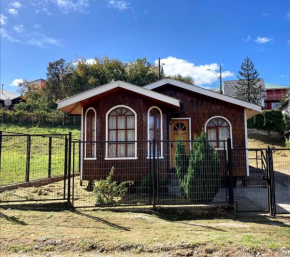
70, 139, 233, 208
0, 132, 71, 202
0, 132, 289, 217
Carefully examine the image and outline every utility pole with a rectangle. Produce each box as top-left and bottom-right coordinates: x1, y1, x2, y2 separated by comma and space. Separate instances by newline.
158, 58, 161, 79
219, 65, 222, 94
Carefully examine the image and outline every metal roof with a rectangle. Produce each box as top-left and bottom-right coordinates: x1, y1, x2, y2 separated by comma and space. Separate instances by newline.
0, 90, 19, 101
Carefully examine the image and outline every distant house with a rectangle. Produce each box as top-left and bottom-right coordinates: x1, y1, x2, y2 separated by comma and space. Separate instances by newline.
223, 79, 266, 107
28, 79, 46, 92
0, 90, 21, 109
264, 84, 290, 110
280, 98, 290, 116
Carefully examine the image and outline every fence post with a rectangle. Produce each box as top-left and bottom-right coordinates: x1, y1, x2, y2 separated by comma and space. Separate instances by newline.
25, 135, 31, 182
226, 138, 234, 205
149, 141, 152, 205
63, 135, 68, 199
48, 137, 52, 178
267, 147, 276, 217
152, 138, 156, 208
67, 132, 72, 206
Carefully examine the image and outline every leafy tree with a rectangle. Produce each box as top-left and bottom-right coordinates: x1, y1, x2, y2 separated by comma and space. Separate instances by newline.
235, 57, 264, 105
46, 59, 73, 102
169, 74, 195, 85
126, 58, 159, 86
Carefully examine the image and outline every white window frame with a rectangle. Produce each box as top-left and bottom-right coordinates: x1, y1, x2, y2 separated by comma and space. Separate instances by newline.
105, 105, 138, 160
204, 116, 233, 150
84, 107, 97, 160
147, 106, 164, 159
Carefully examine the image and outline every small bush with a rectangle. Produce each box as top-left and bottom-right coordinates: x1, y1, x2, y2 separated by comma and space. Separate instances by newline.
94, 167, 133, 206
137, 173, 166, 193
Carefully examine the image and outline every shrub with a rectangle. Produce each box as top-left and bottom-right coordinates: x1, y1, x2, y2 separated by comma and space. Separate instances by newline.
94, 167, 133, 206
137, 173, 166, 193
175, 130, 221, 202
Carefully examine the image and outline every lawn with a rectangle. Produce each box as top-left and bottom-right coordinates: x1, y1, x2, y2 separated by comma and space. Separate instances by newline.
0, 124, 80, 186
0, 207, 289, 256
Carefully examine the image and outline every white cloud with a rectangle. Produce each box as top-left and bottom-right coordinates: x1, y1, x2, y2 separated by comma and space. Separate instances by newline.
108, 0, 130, 11
0, 28, 20, 43
10, 2, 22, 8
29, 0, 89, 14
28, 35, 62, 48
8, 8, 18, 16
0, 14, 7, 25
10, 78, 24, 86
243, 35, 251, 42
13, 25, 25, 33
73, 58, 97, 65
157, 57, 234, 86
255, 37, 272, 44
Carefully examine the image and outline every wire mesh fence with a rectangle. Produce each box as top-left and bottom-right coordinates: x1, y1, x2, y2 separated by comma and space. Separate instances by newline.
273, 149, 290, 214
71, 139, 230, 208
0, 132, 69, 202
232, 149, 269, 212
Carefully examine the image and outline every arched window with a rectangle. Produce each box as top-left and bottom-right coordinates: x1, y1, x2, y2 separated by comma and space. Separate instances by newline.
205, 117, 231, 148
106, 106, 137, 159
85, 108, 96, 159
148, 107, 163, 157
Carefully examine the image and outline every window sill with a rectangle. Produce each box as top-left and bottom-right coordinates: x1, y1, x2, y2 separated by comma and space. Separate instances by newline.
146, 156, 164, 159
104, 157, 138, 160
84, 158, 97, 160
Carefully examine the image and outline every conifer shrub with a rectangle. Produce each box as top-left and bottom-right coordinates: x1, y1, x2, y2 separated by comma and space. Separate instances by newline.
94, 167, 134, 206
174, 130, 221, 202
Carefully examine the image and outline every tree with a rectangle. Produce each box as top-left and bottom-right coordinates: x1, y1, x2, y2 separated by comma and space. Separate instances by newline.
235, 57, 264, 105
169, 74, 195, 85
46, 59, 73, 102
126, 58, 159, 86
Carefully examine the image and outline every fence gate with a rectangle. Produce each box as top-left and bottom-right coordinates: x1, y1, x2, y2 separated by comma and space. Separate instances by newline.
272, 148, 290, 214
232, 148, 270, 212
0, 132, 71, 204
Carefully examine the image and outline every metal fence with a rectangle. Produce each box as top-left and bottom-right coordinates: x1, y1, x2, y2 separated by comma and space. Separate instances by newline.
71, 139, 232, 208
0, 132, 70, 202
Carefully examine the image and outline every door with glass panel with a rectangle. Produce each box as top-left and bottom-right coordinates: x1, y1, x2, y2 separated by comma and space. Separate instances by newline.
170, 119, 190, 168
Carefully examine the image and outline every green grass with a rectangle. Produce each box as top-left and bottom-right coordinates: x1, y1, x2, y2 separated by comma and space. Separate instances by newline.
0, 124, 80, 186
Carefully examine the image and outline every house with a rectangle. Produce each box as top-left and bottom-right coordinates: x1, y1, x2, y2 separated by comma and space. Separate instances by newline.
0, 90, 21, 109
264, 84, 290, 110
58, 78, 262, 184
223, 79, 266, 107
280, 98, 290, 116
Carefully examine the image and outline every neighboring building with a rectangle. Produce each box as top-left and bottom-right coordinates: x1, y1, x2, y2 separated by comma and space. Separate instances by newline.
223, 79, 266, 106
264, 84, 290, 110
58, 79, 262, 184
29, 79, 46, 92
280, 98, 290, 116
0, 90, 21, 109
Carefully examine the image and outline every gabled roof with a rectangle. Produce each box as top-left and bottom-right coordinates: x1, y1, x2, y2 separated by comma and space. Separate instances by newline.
223, 79, 266, 98
0, 90, 19, 101
144, 78, 262, 119
58, 80, 180, 114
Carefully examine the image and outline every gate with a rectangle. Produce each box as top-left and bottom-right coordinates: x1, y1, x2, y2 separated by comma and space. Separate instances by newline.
272, 148, 290, 214
0, 132, 71, 203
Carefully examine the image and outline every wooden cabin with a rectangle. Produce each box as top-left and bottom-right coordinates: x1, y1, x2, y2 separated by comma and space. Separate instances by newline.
58, 78, 262, 184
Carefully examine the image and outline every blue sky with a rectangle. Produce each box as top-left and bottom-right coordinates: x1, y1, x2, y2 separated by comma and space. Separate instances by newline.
1, 0, 289, 93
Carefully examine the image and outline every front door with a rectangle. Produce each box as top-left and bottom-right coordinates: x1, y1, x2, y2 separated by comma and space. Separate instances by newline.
170, 119, 190, 168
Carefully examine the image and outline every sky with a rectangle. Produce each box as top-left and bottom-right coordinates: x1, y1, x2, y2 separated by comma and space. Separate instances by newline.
0, 0, 289, 93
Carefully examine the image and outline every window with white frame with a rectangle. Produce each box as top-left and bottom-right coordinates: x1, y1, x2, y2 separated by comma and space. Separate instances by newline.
205, 117, 231, 148
85, 108, 96, 158
107, 106, 136, 158
148, 107, 163, 157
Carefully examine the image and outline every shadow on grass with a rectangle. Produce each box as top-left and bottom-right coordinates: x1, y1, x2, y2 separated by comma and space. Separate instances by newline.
0, 212, 27, 225
73, 209, 130, 231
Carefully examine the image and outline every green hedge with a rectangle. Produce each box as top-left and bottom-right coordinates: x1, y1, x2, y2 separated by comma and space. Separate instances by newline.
248, 110, 290, 134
